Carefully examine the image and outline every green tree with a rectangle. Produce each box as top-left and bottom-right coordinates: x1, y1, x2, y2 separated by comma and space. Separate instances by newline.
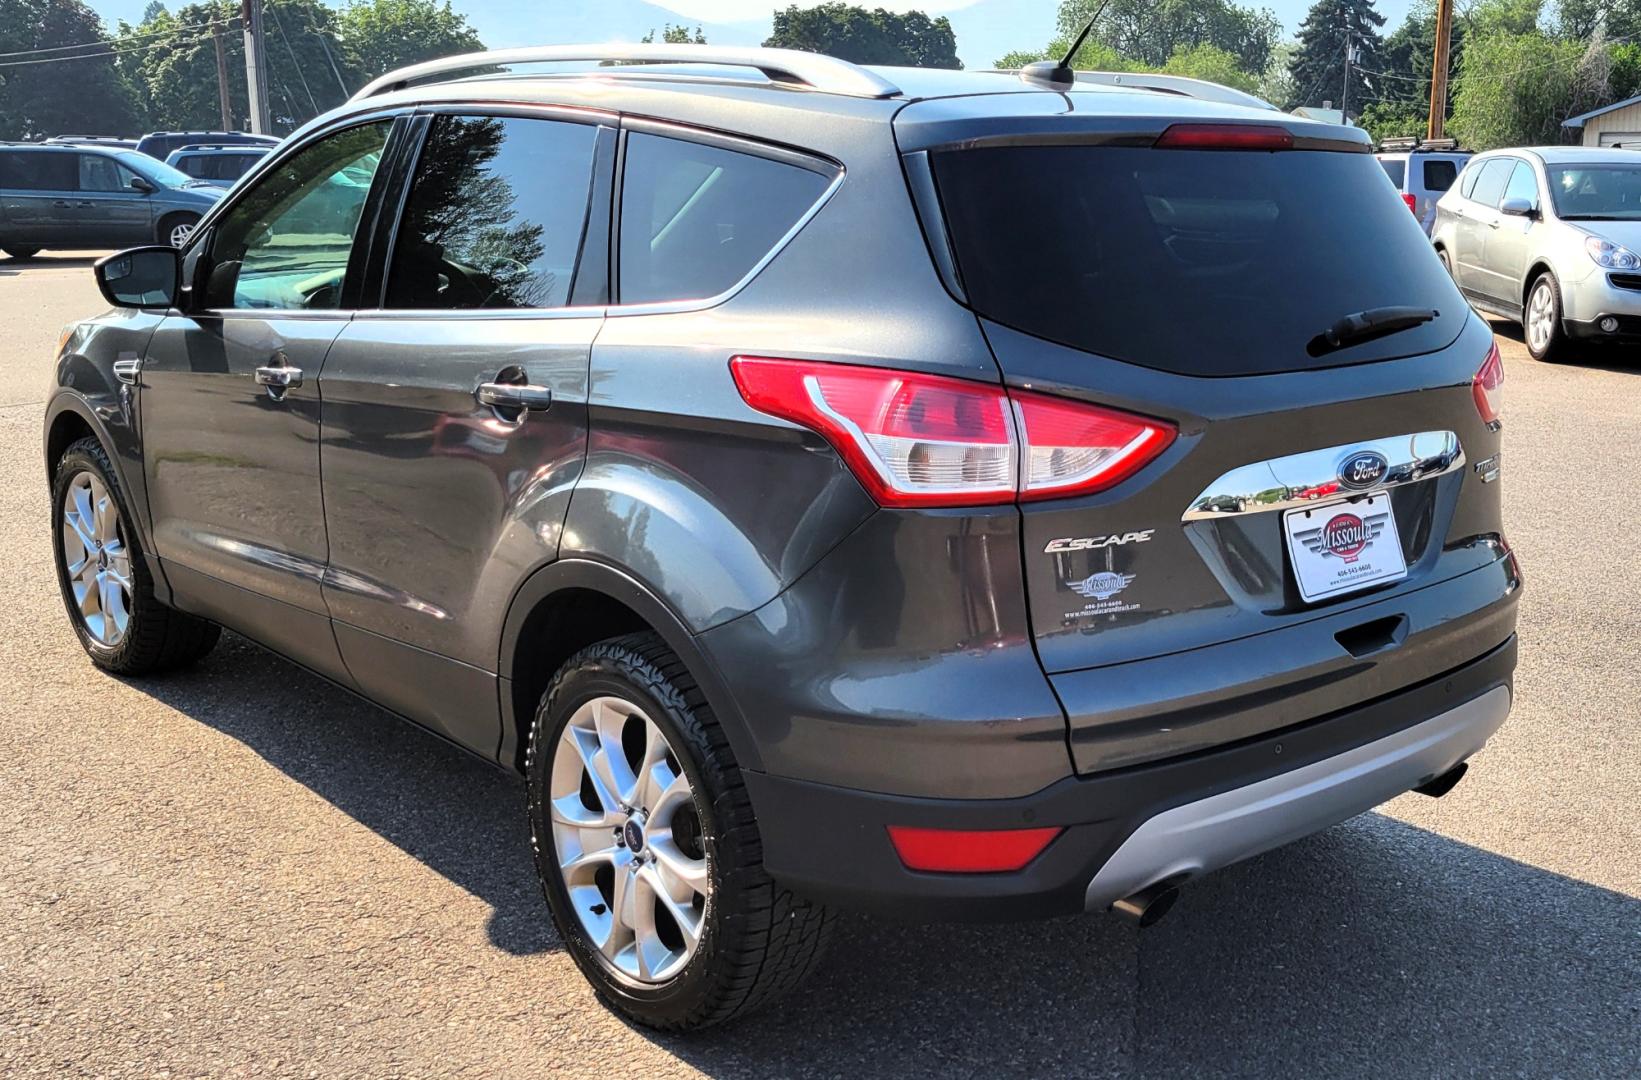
642, 24, 707, 44
1449, 28, 1611, 148
1160, 41, 1261, 92
764, 4, 961, 69
1051, 0, 1281, 75
340, 0, 483, 82
1286, 0, 1387, 116
0, 0, 145, 138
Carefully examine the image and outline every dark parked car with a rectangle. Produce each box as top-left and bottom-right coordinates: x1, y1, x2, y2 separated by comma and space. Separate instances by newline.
0, 143, 222, 256
164, 144, 272, 187
134, 130, 278, 161
45, 45, 1519, 1031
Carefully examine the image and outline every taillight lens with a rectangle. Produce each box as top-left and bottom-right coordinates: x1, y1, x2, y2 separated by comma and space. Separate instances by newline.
1402, 193, 1418, 213
729, 357, 1176, 508
1473, 340, 1504, 425
887, 825, 1064, 873
1154, 123, 1294, 151
1012, 390, 1176, 501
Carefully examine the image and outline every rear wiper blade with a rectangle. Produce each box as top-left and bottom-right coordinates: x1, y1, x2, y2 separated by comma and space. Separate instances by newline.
1309, 306, 1438, 356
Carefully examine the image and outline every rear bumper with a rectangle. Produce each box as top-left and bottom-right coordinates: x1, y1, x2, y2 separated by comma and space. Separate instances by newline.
744, 634, 1515, 921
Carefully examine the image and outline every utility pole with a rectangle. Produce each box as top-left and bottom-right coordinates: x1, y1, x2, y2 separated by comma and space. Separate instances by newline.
241, 0, 271, 135
1427, 0, 1455, 140
1340, 10, 1355, 125
212, 20, 234, 132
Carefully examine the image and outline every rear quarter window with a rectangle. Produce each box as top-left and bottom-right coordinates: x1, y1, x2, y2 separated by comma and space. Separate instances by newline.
1422, 159, 1459, 192
617, 133, 833, 306
1379, 158, 1406, 188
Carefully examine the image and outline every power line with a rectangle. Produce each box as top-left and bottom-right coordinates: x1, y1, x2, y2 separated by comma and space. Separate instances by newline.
267, 2, 319, 115
0, 29, 224, 70
0, 17, 232, 60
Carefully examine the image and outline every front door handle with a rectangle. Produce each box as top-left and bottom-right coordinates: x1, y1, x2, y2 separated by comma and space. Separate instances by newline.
113, 358, 141, 385
255, 364, 304, 398
476, 381, 552, 413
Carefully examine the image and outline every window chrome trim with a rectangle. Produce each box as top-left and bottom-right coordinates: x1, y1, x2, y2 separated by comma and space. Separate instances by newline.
1182, 431, 1464, 521
607, 117, 845, 317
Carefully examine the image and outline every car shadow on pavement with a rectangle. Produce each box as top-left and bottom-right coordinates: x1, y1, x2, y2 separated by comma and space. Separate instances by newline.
1489, 318, 1640, 373
0, 254, 104, 276
127, 634, 1639, 1078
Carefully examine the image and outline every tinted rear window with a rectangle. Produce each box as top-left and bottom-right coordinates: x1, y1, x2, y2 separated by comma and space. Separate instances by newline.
933, 145, 1464, 376
0, 150, 76, 190
1422, 158, 1458, 191
1379, 158, 1405, 187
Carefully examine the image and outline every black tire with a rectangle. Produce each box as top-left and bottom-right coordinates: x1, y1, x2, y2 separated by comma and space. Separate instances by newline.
51, 436, 220, 674
1523, 271, 1569, 362
4, 246, 40, 259
156, 212, 199, 249
526, 632, 832, 1031
1435, 246, 1453, 279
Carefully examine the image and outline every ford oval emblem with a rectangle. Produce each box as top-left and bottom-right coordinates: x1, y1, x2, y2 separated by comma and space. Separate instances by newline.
1339, 450, 1389, 490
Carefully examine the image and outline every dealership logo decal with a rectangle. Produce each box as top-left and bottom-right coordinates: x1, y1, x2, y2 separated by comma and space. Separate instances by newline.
1070, 571, 1136, 600
1296, 510, 1390, 564
1338, 450, 1389, 491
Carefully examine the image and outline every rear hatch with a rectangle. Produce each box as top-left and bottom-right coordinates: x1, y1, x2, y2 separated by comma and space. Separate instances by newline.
898, 95, 1514, 771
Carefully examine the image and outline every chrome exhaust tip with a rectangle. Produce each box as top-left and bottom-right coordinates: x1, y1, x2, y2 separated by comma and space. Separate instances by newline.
1111, 880, 1182, 928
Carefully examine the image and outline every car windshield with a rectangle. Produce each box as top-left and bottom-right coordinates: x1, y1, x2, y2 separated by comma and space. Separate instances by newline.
1547, 163, 1641, 218
117, 151, 196, 188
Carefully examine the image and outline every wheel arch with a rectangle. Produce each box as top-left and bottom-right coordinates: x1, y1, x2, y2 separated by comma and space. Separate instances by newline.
1522, 259, 1557, 310
497, 559, 762, 777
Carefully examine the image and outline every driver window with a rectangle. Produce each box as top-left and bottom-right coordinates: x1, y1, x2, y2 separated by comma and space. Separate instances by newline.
203, 121, 390, 311
78, 154, 127, 192
384, 114, 599, 310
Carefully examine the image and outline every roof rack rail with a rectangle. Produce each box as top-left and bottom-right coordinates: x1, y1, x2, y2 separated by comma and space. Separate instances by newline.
1070, 71, 1278, 112
1377, 135, 1464, 152
351, 44, 903, 103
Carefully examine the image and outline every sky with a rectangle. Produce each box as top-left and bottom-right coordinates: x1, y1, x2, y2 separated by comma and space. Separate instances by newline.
86, 0, 1422, 71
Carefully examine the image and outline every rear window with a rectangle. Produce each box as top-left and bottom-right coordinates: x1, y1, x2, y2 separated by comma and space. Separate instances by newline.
933, 145, 1464, 377
0, 150, 75, 191
1422, 158, 1459, 192
1379, 158, 1405, 187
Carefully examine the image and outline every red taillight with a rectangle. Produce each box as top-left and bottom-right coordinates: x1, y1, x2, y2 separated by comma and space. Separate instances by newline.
887, 825, 1063, 873
1154, 123, 1294, 151
1402, 193, 1418, 213
1473, 340, 1503, 425
729, 357, 1176, 508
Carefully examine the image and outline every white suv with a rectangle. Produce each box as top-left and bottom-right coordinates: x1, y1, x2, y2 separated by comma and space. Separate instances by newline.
1378, 139, 1472, 234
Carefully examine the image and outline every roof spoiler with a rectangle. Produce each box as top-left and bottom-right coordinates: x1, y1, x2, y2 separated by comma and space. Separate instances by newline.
351, 44, 903, 103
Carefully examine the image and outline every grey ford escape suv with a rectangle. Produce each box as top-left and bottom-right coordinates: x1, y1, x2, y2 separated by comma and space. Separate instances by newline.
44, 45, 1519, 1031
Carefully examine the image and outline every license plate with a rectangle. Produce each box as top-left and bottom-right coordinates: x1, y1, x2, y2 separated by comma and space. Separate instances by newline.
1283, 493, 1407, 603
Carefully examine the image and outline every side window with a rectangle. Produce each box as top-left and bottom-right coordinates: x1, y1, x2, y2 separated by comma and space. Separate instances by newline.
385, 115, 599, 310
3, 151, 76, 191
1504, 161, 1540, 206
1379, 158, 1405, 189
1422, 159, 1458, 193
78, 154, 127, 192
1459, 162, 1480, 199
203, 121, 391, 311
617, 132, 833, 306
1469, 159, 1514, 208
179, 156, 207, 178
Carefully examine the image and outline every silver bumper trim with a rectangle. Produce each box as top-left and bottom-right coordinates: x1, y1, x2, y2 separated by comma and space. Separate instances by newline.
1084, 685, 1511, 909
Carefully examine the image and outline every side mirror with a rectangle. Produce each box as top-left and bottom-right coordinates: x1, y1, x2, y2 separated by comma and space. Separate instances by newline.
128, 175, 156, 194
94, 246, 180, 309
1500, 196, 1536, 218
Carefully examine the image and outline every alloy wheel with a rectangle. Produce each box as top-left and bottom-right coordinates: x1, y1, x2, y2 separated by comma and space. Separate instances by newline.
61, 471, 131, 647
1527, 280, 1555, 354
169, 221, 194, 247
549, 695, 710, 984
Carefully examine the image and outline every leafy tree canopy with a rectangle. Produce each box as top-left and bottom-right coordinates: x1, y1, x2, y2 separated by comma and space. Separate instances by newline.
1285, 0, 1386, 115
765, 4, 961, 69
642, 24, 707, 44
340, 0, 483, 82
1052, 0, 1281, 76
0, 0, 144, 138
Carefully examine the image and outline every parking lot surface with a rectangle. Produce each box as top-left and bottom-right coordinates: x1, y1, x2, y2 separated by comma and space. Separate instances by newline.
1, 252, 1637, 1078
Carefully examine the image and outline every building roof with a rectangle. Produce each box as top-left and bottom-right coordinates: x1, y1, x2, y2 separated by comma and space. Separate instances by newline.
1563, 94, 1641, 128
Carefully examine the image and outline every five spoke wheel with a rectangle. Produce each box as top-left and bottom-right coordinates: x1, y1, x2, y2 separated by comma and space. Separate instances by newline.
60, 471, 131, 647
549, 695, 709, 984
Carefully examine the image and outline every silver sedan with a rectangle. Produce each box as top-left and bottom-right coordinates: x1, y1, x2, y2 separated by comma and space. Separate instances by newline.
1431, 146, 1641, 360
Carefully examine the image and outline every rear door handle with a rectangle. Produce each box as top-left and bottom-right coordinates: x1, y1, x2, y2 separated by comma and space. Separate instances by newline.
476, 381, 552, 412
255, 365, 303, 397
52, 199, 72, 208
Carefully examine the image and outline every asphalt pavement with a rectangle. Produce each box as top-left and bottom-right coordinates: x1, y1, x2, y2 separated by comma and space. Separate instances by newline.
1, 251, 1636, 1078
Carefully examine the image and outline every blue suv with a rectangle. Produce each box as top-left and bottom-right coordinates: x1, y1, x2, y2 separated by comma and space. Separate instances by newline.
0, 143, 222, 256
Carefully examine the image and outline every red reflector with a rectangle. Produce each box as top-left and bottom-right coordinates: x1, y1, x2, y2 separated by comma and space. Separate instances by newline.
887, 825, 1063, 873
1154, 123, 1294, 151
1473, 339, 1503, 425
1402, 193, 1418, 213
